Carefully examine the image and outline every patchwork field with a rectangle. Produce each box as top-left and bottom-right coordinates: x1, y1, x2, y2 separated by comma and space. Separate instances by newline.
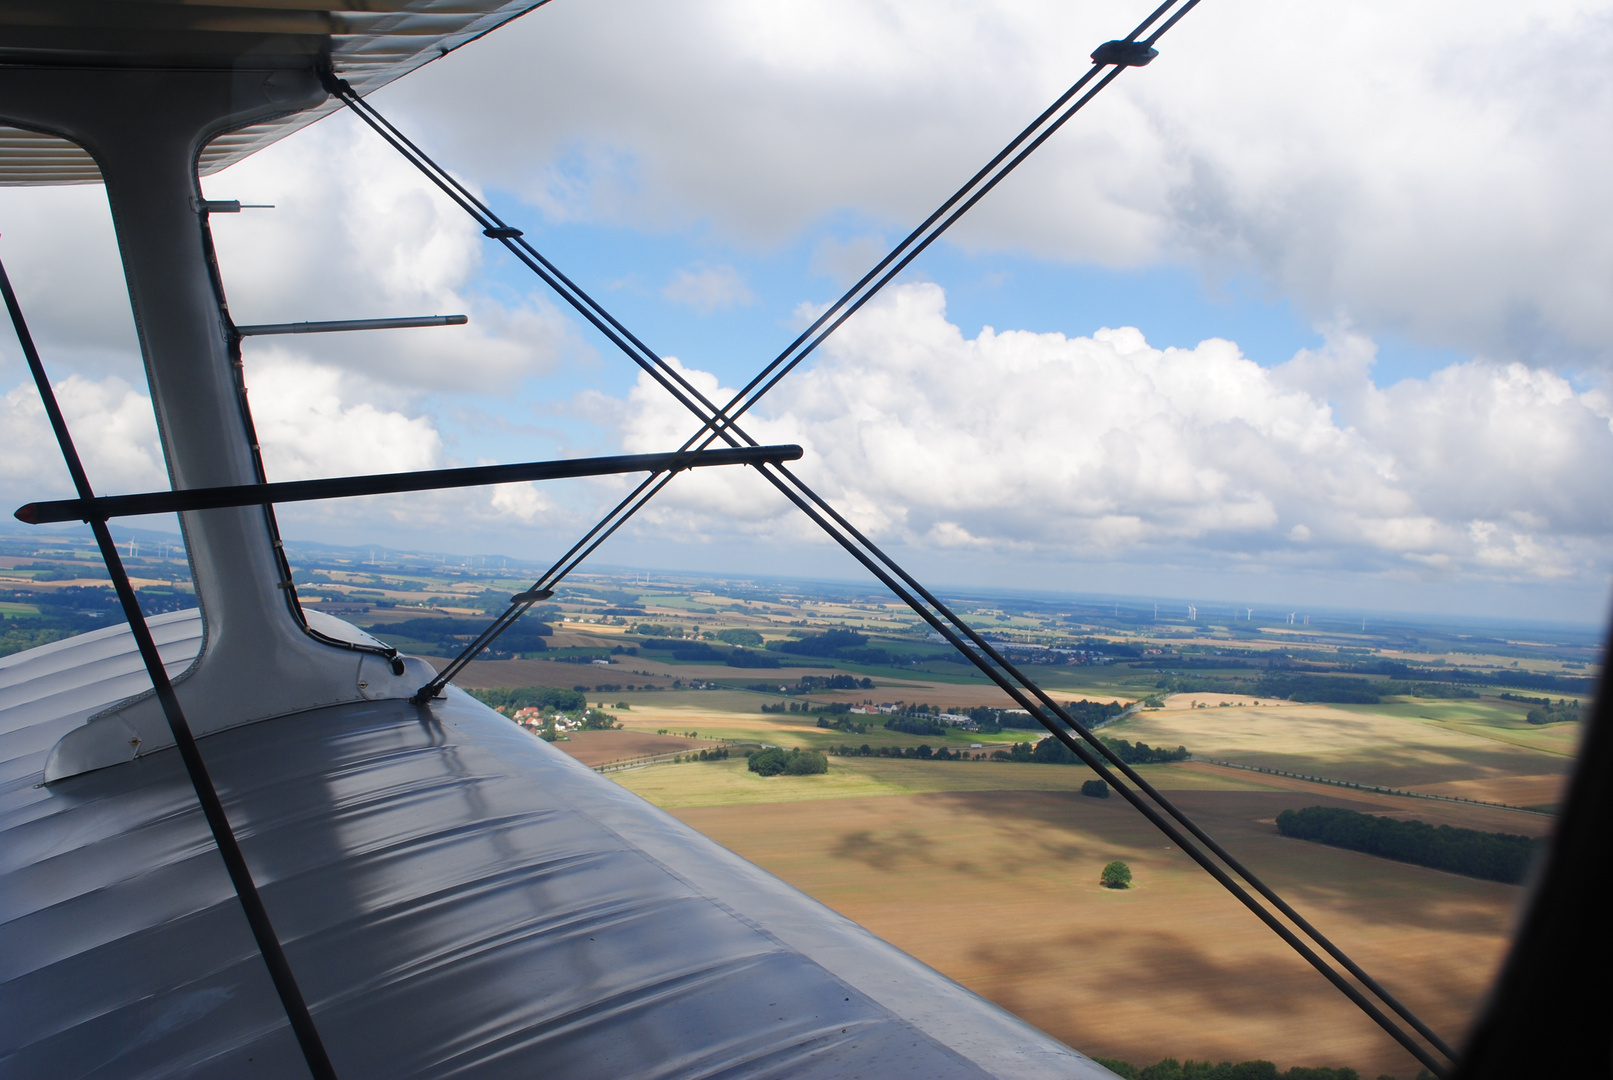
5, 541, 1592, 1075
574, 687, 1575, 1079
607, 755, 1533, 1077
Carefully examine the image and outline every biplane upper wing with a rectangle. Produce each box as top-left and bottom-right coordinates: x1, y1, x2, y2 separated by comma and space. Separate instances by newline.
0, 0, 542, 185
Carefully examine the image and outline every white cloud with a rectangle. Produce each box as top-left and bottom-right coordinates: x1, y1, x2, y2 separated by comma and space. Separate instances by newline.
4, 0, 1609, 616
661, 263, 754, 314
246, 352, 443, 482
200, 113, 576, 394
0, 186, 141, 382
243, 354, 571, 535
383, 0, 1613, 364
614, 284, 1613, 583
0, 375, 165, 502
489, 481, 556, 524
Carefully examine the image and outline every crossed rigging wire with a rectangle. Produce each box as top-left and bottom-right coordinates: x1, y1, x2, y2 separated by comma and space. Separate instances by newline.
0, 0, 1461, 1074
326, 2, 1457, 1072
334, 2, 1181, 702
335, 2, 1456, 1074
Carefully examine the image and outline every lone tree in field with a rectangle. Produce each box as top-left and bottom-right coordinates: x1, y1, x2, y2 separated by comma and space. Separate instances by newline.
1100, 861, 1132, 889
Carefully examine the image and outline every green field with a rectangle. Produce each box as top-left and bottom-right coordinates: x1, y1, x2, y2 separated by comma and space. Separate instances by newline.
611, 755, 1275, 808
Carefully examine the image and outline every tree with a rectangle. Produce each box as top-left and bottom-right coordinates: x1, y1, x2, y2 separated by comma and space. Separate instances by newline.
748, 748, 789, 776
747, 747, 827, 776
784, 749, 829, 775
1081, 779, 1109, 798
1101, 860, 1132, 889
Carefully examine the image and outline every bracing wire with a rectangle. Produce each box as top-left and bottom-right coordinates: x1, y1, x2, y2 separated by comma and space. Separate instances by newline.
330, 0, 1187, 697
329, 2, 1455, 1071
0, 255, 341, 1080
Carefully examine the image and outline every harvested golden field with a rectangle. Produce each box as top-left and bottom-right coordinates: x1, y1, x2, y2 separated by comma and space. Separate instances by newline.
1108, 696, 1576, 791
1416, 772, 1569, 808
1176, 763, 1555, 836
619, 758, 1527, 1077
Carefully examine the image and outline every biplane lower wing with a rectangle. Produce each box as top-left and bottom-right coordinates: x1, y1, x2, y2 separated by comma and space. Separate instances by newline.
0, 610, 1111, 1079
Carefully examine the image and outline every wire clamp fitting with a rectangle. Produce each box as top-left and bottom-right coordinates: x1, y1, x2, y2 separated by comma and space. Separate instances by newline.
1090, 40, 1158, 66
483, 227, 523, 239
511, 587, 554, 604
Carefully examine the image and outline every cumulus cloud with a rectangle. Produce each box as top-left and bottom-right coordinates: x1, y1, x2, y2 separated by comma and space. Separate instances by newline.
200, 112, 576, 394
614, 284, 1613, 583
0, 375, 165, 501
0, 185, 144, 384
661, 263, 754, 314
245, 352, 444, 481
489, 481, 556, 524
383, 0, 1613, 364
241, 353, 573, 534
0, 353, 546, 538
5, 0, 1609, 613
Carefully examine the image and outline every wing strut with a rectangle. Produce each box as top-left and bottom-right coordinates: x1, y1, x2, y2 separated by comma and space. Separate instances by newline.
14, 445, 802, 523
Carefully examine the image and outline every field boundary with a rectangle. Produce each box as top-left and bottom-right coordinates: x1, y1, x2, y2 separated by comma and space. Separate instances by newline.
1192, 757, 1554, 817
594, 751, 692, 773
591, 742, 758, 774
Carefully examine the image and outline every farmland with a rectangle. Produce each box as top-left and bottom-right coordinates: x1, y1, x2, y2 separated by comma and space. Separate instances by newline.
598, 744, 1550, 1077
2, 528, 1597, 1076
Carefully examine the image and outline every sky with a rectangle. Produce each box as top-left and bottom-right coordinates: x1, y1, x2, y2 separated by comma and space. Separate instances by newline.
2, 0, 1613, 623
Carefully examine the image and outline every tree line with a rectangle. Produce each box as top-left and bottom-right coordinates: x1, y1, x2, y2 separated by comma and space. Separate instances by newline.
1154, 667, 1591, 704
969, 699, 1125, 731
830, 744, 976, 760
885, 714, 950, 736
1016, 736, 1189, 765
1275, 806, 1539, 884
821, 737, 1189, 767
1094, 1057, 1377, 1080
682, 747, 730, 762
366, 615, 552, 658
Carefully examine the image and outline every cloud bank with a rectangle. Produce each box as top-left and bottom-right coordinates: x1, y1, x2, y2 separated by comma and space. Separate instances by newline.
617, 284, 1613, 584
388, 0, 1613, 365
4, 0, 1609, 618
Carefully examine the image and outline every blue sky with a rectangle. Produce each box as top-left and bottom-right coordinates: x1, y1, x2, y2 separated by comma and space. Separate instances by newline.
3, 0, 1612, 624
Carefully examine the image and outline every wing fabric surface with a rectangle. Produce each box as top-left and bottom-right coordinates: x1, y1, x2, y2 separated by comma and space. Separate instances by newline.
0, 612, 1111, 1078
